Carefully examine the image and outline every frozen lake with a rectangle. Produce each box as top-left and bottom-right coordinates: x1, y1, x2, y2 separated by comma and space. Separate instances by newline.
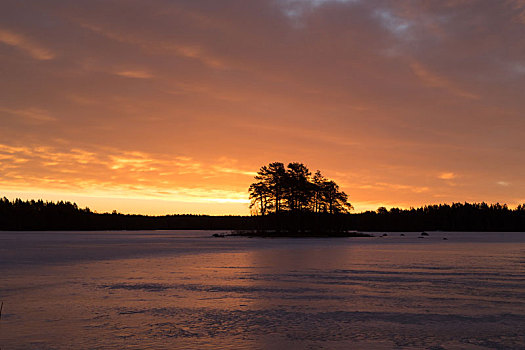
1, 231, 524, 349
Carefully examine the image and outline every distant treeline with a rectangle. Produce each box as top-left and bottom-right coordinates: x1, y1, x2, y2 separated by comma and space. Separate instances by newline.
1, 197, 525, 231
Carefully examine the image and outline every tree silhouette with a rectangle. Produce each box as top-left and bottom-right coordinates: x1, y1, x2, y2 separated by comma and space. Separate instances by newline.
249, 162, 353, 215
319, 180, 353, 214
284, 162, 312, 212
250, 162, 287, 214
249, 181, 271, 215
312, 170, 326, 213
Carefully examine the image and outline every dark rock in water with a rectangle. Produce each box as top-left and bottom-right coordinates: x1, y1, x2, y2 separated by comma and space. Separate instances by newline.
212, 233, 225, 238
443, 237, 448, 240
382, 233, 388, 237
421, 232, 429, 236
400, 233, 405, 236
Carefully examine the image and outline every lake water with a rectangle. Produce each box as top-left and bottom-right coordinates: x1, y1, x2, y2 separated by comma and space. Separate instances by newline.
1, 231, 524, 349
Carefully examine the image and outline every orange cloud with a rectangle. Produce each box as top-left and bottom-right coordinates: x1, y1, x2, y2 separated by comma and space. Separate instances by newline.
115, 70, 154, 79
76, 20, 226, 69
0, 28, 55, 60
438, 172, 456, 180
0, 107, 57, 123
374, 182, 429, 193
0, 144, 251, 208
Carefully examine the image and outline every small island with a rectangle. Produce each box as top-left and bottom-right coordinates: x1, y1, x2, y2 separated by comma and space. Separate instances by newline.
242, 161, 361, 237
249, 162, 352, 215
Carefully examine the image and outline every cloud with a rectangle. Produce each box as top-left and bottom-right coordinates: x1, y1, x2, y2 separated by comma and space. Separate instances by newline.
0, 107, 57, 123
370, 182, 429, 193
438, 172, 456, 180
114, 70, 154, 79
0, 28, 55, 60
374, 8, 413, 37
211, 157, 257, 176
410, 62, 479, 99
76, 20, 226, 69
213, 166, 257, 176
507, 0, 525, 23
0, 143, 251, 205
281, 0, 360, 20
497, 181, 510, 186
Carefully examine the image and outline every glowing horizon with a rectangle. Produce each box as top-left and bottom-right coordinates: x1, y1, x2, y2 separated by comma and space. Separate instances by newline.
1, 1, 524, 215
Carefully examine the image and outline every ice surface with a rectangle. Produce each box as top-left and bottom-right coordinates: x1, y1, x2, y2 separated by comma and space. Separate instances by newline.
0, 231, 524, 349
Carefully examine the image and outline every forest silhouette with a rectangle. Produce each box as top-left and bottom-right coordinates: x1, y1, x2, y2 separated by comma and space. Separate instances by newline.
1, 199, 525, 232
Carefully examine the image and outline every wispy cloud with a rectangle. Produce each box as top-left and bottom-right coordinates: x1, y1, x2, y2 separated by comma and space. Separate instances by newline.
374, 8, 413, 37
0, 28, 55, 60
371, 182, 429, 193
410, 62, 479, 100
211, 157, 257, 176
0, 107, 57, 123
213, 166, 257, 176
507, 0, 525, 24
76, 20, 225, 69
114, 70, 154, 79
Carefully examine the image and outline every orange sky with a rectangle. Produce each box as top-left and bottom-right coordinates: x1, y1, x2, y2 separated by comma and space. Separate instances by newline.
1, 0, 524, 215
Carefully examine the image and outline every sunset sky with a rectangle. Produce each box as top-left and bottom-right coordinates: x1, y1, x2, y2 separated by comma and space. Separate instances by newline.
1, 0, 524, 215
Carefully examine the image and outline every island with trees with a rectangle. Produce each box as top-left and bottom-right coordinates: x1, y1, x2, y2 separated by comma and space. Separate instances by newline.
249, 162, 352, 216
242, 161, 366, 236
